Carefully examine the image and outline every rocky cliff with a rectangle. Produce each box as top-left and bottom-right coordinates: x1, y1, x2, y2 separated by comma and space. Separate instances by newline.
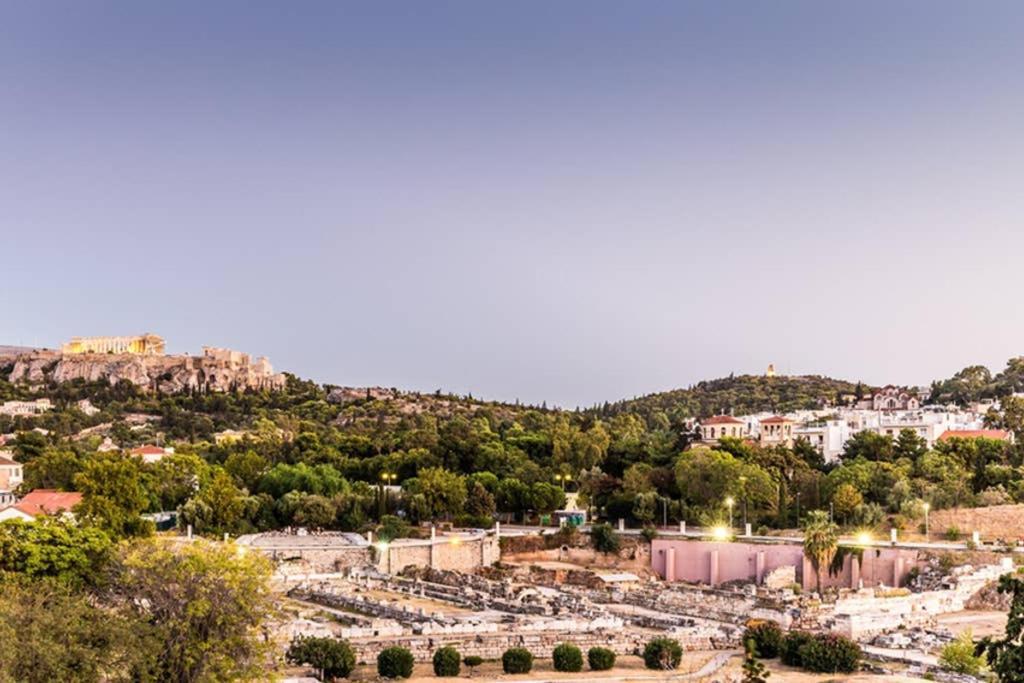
6, 350, 286, 393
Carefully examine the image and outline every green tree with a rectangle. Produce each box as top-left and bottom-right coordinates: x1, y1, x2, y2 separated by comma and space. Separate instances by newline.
432, 646, 461, 677
179, 468, 251, 536
405, 467, 467, 521
894, 429, 927, 461
530, 481, 566, 515
939, 630, 985, 676
978, 573, 1024, 682
802, 510, 838, 594
73, 453, 153, 538
20, 448, 83, 491
841, 431, 894, 462
223, 450, 269, 491
0, 517, 113, 586
0, 577, 144, 683
831, 483, 863, 524
148, 452, 210, 511
286, 636, 356, 681
106, 538, 276, 683
642, 637, 683, 670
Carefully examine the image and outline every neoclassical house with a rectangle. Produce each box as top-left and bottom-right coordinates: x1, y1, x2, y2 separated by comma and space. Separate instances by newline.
699, 415, 746, 443
759, 415, 795, 447
872, 386, 921, 411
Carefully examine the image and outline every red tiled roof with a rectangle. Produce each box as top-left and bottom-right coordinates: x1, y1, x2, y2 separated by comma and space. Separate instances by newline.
761, 415, 792, 424
0, 455, 18, 467
938, 429, 1011, 442
130, 445, 166, 455
14, 489, 83, 517
701, 415, 743, 425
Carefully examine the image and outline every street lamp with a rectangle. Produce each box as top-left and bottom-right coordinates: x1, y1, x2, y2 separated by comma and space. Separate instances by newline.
379, 472, 397, 516
738, 475, 748, 528
724, 496, 735, 528
923, 502, 931, 542
795, 491, 801, 527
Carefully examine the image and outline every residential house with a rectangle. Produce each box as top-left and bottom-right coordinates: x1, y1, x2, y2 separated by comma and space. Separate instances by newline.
0, 489, 83, 522
130, 445, 174, 464
759, 415, 795, 447
699, 415, 746, 444
938, 429, 1014, 444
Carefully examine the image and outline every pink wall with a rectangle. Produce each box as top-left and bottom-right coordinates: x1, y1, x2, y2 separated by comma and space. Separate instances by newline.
651, 539, 920, 591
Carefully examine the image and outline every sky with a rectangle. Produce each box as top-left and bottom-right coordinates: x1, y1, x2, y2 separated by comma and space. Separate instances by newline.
3, 2, 1024, 408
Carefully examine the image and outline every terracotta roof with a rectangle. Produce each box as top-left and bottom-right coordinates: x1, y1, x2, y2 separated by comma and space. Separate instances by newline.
701, 415, 743, 425
130, 445, 166, 455
938, 429, 1011, 442
760, 415, 793, 424
0, 455, 18, 467
13, 489, 83, 517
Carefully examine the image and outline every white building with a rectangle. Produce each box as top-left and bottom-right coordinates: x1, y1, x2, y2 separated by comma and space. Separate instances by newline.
0, 399, 52, 417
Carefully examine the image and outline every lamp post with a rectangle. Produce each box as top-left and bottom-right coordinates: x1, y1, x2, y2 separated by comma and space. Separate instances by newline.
379, 472, 397, 516
795, 491, 801, 527
923, 502, 930, 542
725, 496, 735, 529
739, 475, 748, 528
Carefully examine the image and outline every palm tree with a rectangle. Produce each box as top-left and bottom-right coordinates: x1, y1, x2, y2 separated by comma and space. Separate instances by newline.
803, 510, 838, 595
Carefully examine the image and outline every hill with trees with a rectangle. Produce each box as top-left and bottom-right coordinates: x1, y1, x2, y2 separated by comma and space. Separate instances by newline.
593, 374, 867, 423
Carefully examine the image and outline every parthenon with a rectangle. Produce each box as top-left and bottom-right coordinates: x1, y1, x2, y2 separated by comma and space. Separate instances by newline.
61, 333, 166, 355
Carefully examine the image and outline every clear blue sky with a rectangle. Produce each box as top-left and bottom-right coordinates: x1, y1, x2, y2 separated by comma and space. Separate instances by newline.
4, 2, 1024, 407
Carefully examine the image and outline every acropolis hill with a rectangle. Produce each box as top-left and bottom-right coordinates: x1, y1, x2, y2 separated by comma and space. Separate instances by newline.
6, 334, 286, 393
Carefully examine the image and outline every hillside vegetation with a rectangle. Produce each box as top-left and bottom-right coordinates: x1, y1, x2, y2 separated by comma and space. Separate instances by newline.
595, 374, 866, 422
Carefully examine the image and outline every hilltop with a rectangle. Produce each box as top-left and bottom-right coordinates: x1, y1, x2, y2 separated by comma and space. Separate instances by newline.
593, 374, 868, 422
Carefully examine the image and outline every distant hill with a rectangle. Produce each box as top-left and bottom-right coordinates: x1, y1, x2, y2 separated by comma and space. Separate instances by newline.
594, 374, 869, 421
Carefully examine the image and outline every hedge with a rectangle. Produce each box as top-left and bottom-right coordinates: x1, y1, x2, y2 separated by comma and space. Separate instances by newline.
552, 643, 583, 672
377, 646, 415, 679
502, 647, 534, 674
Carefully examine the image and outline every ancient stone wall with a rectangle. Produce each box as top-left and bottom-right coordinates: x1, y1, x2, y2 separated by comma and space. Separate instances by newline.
346, 628, 720, 664
927, 504, 1024, 542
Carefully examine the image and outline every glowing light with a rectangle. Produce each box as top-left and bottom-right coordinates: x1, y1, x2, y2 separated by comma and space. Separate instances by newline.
724, 496, 735, 507
376, 542, 390, 552
855, 531, 872, 546
449, 536, 461, 545
712, 526, 730, 541
922, 502, 930, 512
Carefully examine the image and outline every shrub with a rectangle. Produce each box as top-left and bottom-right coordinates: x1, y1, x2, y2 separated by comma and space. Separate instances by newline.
939, 631, 985, 676
432, 646, 461, 677
797, 633, 861, 673
286, 636, 356, 681
742, 639, 770, 683
780, 631, 814, 667
944, 526, 962, 541
587, 647, 616, 671
552, 643, 583, 672
501, 647, 533, 674
640, 526, 658, 543
590, 523, 621, 554
642, 637, 682, 670
743, 621, 783, 659
462, 655, 483, 676
377, 646, 415, 679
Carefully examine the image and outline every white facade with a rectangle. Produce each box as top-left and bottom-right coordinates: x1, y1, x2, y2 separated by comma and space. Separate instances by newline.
0, 399, 52, 416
